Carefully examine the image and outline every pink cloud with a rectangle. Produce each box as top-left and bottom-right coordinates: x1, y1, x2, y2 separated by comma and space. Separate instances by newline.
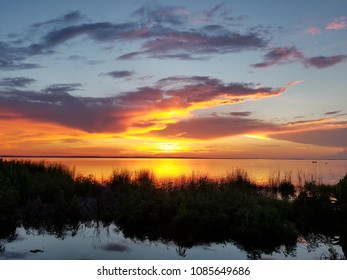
287, 80, 304, 86
307, 27, 321, 35
326, 17, 346, 30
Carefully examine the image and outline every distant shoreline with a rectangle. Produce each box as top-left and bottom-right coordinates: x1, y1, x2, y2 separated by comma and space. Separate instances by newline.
1, 155, 346, 160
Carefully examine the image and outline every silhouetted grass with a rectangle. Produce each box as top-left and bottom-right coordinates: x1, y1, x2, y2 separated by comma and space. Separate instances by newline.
1, 159, 347, 258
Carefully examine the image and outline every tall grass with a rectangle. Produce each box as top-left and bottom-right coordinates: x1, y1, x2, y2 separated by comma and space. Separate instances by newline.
1, 159, 347, 257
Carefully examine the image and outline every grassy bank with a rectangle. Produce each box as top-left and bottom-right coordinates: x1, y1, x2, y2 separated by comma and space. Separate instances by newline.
1, 159, 347, 258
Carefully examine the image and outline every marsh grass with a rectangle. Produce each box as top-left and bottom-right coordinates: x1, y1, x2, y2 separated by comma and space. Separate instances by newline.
1, 159, 347, 257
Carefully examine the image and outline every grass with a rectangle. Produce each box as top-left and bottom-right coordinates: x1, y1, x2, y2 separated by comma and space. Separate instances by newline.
1, 158, 347, 258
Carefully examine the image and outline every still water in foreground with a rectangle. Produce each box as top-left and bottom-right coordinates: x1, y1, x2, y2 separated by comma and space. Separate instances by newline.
10, 157, 347, 185
1, 223, 344, 260
1, 158, 346, 260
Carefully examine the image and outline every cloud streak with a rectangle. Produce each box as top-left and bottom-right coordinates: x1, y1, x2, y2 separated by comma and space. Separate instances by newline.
0, 77, 36, 88
106, 71, 135, 79
253, 47, 347, 69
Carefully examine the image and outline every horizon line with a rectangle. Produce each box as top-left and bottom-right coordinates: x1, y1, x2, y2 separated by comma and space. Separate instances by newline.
1, 155, 346, 160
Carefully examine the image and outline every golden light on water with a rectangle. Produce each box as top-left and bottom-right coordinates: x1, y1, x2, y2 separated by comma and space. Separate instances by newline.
9, 157, 346, 187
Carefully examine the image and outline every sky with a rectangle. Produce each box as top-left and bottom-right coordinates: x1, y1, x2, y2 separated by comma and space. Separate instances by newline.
0, 0, 347, 159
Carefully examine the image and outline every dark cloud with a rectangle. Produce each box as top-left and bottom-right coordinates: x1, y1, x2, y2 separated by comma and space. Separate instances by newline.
29, 22, 138, 54
118, 52, 141, 60
106, 71, 134, 79
1, 3, 268, 66
252, 47, 304, 68
228, 111, 252, 117
133, 3, 188, 26
44, 83, 83, 93
0, 41, 41, 70
270, 127, 347, 148
253, 47, 347, 69
0, 88, 127, 133
0, 75, 287, 134
153, 116, 278, 139
68, 55, 86, 60
31, 11, 83, 28
25, 4, 265, 59
0, 77, 36, 88
324, 110, 341, 115
304, 55, 347, 69
121, 30, 267, 60
158, 76, 286, 104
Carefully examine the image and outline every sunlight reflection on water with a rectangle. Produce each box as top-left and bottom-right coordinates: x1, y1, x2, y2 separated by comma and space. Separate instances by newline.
10, 158, 347, 185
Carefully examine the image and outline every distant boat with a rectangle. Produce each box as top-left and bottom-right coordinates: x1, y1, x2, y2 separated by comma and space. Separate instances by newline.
312, 161, 318, 163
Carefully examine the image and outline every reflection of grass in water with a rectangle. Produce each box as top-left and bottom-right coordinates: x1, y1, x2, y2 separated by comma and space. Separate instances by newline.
1, 159, 347, 259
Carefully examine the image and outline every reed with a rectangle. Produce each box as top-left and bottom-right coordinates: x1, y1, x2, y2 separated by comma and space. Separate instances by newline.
1, 159, 347, 256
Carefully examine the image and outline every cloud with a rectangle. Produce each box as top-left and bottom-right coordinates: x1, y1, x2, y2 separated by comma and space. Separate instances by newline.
253, 47, 347, 69
228, 111, 252, 117
28, 22, 139, 54
27, 5, 265, 59
0, 77, 36, 88
153, 116, 278, 139
304, 55, 347, 69
106, 71, 134, 79
0, 88, 128, 133
0, 76, 288, 134
124, 29, 267, 60
31, 11, 84, 28
326, 17, 346, 30
270, 127, 347, 148
0, 41, 41, 70
1, 3, 268, 66
192, 2, 230, 24
307, 27, 321, 35
133, 3, 189, 26
324, 110, 341, 115
287, 80, 303, 86
44, 83, 83, 93
252, 47, 304, 68
157, 76, 286, 105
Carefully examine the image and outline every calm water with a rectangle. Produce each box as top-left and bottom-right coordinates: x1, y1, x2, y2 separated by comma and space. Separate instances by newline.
2, 157, 347, 260
10, 157, 347, 185
1, 223, 344, 260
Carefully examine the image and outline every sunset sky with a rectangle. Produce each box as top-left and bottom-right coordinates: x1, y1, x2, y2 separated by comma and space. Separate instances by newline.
1, 0, 347, 159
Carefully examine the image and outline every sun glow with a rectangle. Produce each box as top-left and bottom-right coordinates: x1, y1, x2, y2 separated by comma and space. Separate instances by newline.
158, 142, 180, 152
245, 134, 269, 140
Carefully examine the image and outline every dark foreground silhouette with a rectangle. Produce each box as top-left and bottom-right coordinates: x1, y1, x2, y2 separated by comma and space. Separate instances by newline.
1, 159, 347, 259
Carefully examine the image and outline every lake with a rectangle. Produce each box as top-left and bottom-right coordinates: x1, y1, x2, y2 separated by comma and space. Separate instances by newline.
8, 157, 347, 185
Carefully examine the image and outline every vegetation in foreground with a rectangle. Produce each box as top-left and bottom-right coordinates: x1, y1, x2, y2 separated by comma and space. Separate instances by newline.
1, 159, 347, 259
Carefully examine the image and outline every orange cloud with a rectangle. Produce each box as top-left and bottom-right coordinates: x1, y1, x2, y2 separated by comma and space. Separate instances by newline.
0, 76, 288, 137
